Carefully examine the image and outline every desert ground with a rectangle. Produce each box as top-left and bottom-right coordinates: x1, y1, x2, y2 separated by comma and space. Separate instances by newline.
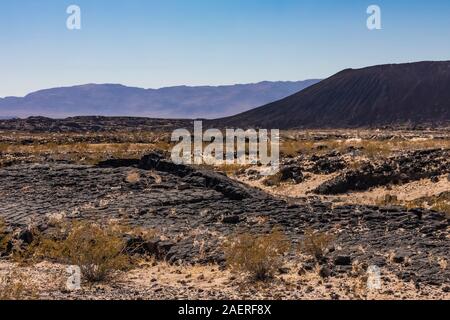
0, 122, 449, 300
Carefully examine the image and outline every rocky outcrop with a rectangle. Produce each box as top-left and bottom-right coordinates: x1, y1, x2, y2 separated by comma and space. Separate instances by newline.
139, 152, 260, 200
0, 116, 191, 133
315, 149, 450, 194
0, 154, 448, 285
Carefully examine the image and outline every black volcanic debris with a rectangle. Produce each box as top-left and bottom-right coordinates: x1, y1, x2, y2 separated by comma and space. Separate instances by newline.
0, 154, 448, 285
213, 61, 450, 129
0, 116, 192, 133
138, 152, 256, 200
315, 149, 450, 194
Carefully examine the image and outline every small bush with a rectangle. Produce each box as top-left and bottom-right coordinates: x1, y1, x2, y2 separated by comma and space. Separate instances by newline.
10, 229, 41, 264
21, 221, 130, 283
55, 222, 129, 282
0, 270, 39, 300
404, 192, 450, 219
262, 172, 283, 187
376, 194, 400, 207
0, 219, 11, 255
431, 200, 450, 219
299, 228, 334, 262
126, 171, 141, 184
0, 218, 5, 234
215, 164, 249, 176
224, 228, 290, 281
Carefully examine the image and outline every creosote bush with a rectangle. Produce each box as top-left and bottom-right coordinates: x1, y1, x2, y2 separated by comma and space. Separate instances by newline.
224, 228, 290, 281
17, 221, 130, 283
299, 228, 334, 262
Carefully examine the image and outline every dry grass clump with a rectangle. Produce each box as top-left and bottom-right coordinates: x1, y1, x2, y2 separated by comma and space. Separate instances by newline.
0, 141, 156, 165
359, 141, 392, 159
376, 194, 401, 207
0, 219, 5, 235
421, 192, 450, 218
262, 172, 283, 187
14, 221, 130, 283
152, 141, 173, 152
125, 170, 141, 184
394, 138, 450, 151
431, 201, 450, 218
299, 228, 335, 262
214, 163, 249, 176
0, 143, 9, 153
224, 228, 290, 281
0, 219, 11, 255
280, 141, 312, 157
280, 138, 394, 158
280, 136, 450, 159
0, 270, 39, 300
373, 192, 450, 220
382, 192, 450, 219
42, 221, 130, 282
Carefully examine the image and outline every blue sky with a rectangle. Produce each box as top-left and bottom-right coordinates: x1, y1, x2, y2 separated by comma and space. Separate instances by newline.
1, 0, 450, 97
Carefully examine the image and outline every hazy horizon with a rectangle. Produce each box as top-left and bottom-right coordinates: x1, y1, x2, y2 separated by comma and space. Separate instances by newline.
0, 79, 322, 99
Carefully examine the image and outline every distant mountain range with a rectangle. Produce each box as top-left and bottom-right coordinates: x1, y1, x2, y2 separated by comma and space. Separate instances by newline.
215, 61, 450, 128
2, 61, 449, 129
0, 80, 320, 119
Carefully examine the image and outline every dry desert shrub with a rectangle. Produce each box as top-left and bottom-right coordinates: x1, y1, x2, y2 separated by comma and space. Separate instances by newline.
0, 143, 9, 153
153, 141, 173, 152
224, 228, 290, 281
0, 270, 39, 300
280, 140, 315, 157
426, 192, 450, 218
299, 228, 335, 262
125, 170, 141, 184
262, 172, 283, 187
432, 201, 450, 218
359, 141, 392, 159
10, 225, 47, 264
215, 163, 249, 176
0, 219, 11, 255
281, 138, 395, 158
376, 194, 400, 207
42, 221, 130, 282
15, 221, 130, 283
403, 192, 450, 218
394, 138, 450, 151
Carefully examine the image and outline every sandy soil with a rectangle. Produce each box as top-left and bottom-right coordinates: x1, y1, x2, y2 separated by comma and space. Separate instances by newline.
1, 260, 448, 300
239, 173, 449, 208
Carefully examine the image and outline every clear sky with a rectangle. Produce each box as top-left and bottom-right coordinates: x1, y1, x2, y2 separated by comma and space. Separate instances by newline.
1, 0, 450, 97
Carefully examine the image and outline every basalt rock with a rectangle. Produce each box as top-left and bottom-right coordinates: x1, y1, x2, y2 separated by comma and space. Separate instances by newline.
139, 152, 255, 200
315, 149, 450, 194
0, 155, 448, 285
279, 165, 304, 183
310, 153, 346, 174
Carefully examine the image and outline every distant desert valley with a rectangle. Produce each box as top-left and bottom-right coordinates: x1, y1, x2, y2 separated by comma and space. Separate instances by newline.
0, 61, 449, 300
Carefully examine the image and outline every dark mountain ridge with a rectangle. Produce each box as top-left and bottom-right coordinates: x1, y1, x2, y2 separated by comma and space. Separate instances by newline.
213, 61, 450, 129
